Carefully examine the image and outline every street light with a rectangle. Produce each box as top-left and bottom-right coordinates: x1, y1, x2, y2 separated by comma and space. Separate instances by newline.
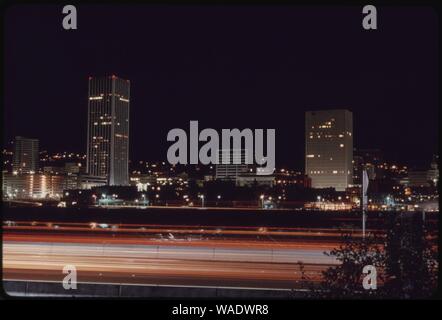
199, 194, 205, 208
260, 194, 265, 209
92, 194, 97, 205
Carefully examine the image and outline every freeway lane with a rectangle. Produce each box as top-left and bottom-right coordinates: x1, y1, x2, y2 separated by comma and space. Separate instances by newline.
2, 209, 436, 294
4, 220, 373, 239
3, 232, 348, 250
2, 217, 395, 292
3, 233, 337, 290
3, 241, 338, 264
4, 249, 329, 289
4, 255, 326, 288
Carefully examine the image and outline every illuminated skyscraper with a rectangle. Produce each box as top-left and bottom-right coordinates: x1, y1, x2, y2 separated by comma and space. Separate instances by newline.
13, 136, 39, 173
86, 75, 130, 186
305, 109, 353, 191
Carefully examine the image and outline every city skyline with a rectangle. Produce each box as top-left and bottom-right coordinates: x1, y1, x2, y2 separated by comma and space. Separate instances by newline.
3, 5, 438, 169
2, 4, 439, 300
2, 73, 437, 172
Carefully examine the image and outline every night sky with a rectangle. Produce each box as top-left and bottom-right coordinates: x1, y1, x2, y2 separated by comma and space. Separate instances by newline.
3, 5, 439, 169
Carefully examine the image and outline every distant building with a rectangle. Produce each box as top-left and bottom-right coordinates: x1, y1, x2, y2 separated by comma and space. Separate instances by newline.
12, 136, 39, 173
43, 166, 66, 175
78, 175, 107, 189
427, 154, 439, 186
352, 154, 364, 185
2, 172, 65, 199
358, 148, 383, 165
86, 75, 130, 186
62, 185, 140, 207
215, 149, 249, 184
64, 174, 81, 191
236, 174, 275, 187
129, 173, 157, 191
274, 172, 311, 188
355, 148, 384, 180
65, 162, 83, 174
406, 155, 439, 188
305, 110, 353, 191
304, 201, 353, 211
408, 170, 430, 187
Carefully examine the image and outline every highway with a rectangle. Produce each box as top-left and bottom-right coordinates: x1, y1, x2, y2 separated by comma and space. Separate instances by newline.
4, 242, 332, 289
2, 208, 437, 296
3, 223, 344, 290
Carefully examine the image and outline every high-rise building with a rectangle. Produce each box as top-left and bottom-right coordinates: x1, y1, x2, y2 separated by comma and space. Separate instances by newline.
86, 75, 130, 186
12, 136, 39, 173
305, 109, 353, 191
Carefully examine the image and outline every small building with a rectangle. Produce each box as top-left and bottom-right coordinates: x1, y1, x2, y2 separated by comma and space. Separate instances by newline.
236, 174, 275, 187
2, 172, 65, 199
408, 170, 430, 187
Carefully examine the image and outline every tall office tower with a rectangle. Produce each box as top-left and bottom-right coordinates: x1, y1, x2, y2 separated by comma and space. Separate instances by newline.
305, 109, 353, 191
13, 136, 39, 173
215, 149, 249, 182
86, 75, 130, 186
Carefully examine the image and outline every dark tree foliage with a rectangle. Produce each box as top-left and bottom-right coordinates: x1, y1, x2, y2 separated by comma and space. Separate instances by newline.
313, 212, 438, 299
381, 213, 438, 299
317, 233, 384, 299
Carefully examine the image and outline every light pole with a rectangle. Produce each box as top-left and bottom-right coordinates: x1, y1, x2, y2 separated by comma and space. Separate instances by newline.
362, 207, 366, 238
200, 195, 205, 208
362, 169, 369, 239
92, 194, 97, 205
260, 194, 264, 209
